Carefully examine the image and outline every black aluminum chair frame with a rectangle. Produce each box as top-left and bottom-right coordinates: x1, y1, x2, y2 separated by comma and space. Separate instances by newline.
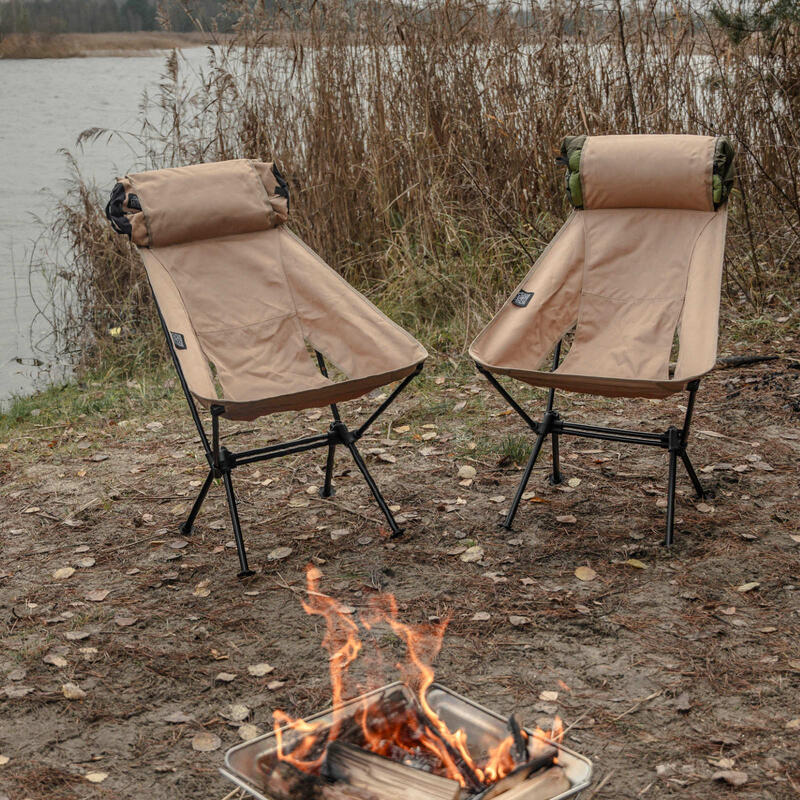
476, 341, 708, 546
155, 302, 422, 577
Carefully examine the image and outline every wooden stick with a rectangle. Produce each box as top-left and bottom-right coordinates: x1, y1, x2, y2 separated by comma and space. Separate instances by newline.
491, 766, 571, 800
716, 354, 779, 368
324, 741, 461, 800
477, 748, 557, 800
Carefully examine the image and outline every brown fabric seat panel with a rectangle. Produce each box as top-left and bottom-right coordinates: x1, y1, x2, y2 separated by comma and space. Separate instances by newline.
482, 363, 690, 400
144, 227, 426, 414
557, 208, 716, 383
199, 363, 422, 421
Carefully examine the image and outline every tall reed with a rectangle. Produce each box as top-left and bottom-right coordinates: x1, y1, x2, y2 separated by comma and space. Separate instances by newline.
42, 0, 800, 369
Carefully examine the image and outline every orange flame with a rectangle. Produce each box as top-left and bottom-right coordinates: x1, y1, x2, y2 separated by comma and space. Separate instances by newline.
270, 567, 564, 788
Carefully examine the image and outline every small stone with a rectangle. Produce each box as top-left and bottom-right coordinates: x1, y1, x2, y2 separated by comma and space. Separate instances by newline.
509, 615, 530, 627
471, 612, 491, 622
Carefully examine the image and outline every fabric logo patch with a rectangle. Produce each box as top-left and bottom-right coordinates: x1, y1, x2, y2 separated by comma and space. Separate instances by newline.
512, 290, 534, 308
171, 332, 187, 350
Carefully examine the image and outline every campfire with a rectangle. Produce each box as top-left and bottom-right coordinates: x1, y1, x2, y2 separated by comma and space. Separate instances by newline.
246, 567, 575, 800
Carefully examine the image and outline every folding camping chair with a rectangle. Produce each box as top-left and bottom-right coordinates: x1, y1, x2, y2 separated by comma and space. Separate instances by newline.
470, 134, 735, 545
105, 160, 427, 576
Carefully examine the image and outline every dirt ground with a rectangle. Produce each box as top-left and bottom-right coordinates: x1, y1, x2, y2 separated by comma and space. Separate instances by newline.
1, 352, 799, 800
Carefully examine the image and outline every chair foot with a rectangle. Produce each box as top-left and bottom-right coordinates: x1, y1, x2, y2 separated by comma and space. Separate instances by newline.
179, 522, 193, 536
389, 527, 405, 539
499, 521, 514, 531
238, 569, 256, 579
548, 473, 563, 486
318, 486, 336, 498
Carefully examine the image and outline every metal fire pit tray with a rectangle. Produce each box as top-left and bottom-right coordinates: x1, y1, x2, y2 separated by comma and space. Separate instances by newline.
221, 682, 592, 799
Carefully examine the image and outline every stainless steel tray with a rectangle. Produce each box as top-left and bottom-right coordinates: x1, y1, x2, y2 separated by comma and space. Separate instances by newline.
221, 682, 592, 799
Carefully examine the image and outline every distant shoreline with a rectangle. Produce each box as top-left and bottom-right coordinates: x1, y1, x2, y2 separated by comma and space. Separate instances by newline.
0, 31, 225, 59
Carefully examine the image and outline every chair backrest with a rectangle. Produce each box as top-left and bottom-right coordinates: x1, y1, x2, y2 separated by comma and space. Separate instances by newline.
470, 134, 734, 395
107, 160, 425, 408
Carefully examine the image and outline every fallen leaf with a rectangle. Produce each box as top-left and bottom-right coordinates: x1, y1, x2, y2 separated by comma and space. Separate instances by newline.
712, 770, 748, 786
164, 711, 193, 724
84, 772, 108, 784
61, 682, 87, 700
471, 611, 491, 622
696, 502, 714, 513
52, 567, 75, 580
567, 477, 581, 488
85, 589, 110, 602
624, 558, 648, 569
23, 506, 41, 514
457, 465, 477, 480
215, 672, 236, 683
267, 680, 286, 690
394, 425, 410, 434
43, 653, 68, 668
329, 529, 350, 541
736, 581, 760, 593
114, 615, 138, 627
489, 495, 506, 504
221, 703, 250, 722
193, 580, 211, 598
460, 545, 484, 563
556, 515, 577, 524
674, 692, 692, 712
575, 566, 597, 582
509, 615, 530, 627
90, 454, 109, 462
377, 453, 397, 463
191, 732, 221, 752
788, 660, 800, 672
3, 684, 33, 699
785, 718, 800, 730
239, 723, 262, 740
76, 557, 96, 568
6, 669, 25, 682
247, 663, 275, 677
65, 630, 90, 641
0, 755, 9, 766
539, 690, 559, 702
268, 546, 293, 561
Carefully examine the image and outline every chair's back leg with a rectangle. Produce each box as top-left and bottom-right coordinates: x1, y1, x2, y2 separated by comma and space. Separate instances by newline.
665, 448, 679, 547
547, 340, 563, 485
315, 351, 341, 497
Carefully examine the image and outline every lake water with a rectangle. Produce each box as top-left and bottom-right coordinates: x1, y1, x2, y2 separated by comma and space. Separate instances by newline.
0, 47, 210, 405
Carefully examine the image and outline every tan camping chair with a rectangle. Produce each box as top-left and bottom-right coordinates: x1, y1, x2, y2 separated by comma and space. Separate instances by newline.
106, 160, 427, 576
470, 134, 735, 545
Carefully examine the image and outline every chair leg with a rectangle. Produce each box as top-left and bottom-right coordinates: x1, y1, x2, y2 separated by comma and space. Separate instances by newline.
502, 428, 548, 531
681, 451, 705, 499
664, 450, 678, 547
319, 442, 336, 498
346, 440, 404, 537
549, 432, 562, 485
180, 469, 214, 535
221, 471, 254, 578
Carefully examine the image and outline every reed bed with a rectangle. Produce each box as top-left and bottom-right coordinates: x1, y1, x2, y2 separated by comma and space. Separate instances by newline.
38, 0, 800, 371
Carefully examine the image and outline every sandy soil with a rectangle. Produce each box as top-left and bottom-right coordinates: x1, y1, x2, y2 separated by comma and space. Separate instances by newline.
1, 356, 799, 800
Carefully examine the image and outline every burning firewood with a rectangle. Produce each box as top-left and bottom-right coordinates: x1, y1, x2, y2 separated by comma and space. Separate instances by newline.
324, 740, 462, 800
474, 746, 557, 800
261, 759, 383, 800
488, 766, 571, 800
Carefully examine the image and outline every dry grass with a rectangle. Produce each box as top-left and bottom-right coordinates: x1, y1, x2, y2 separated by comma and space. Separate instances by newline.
37, 0, 800, 372
0, 30, 218, 59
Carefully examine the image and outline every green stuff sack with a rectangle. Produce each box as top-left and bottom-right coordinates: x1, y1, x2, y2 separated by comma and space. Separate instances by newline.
712, 136, 736, 207
561, 135, 587, 208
